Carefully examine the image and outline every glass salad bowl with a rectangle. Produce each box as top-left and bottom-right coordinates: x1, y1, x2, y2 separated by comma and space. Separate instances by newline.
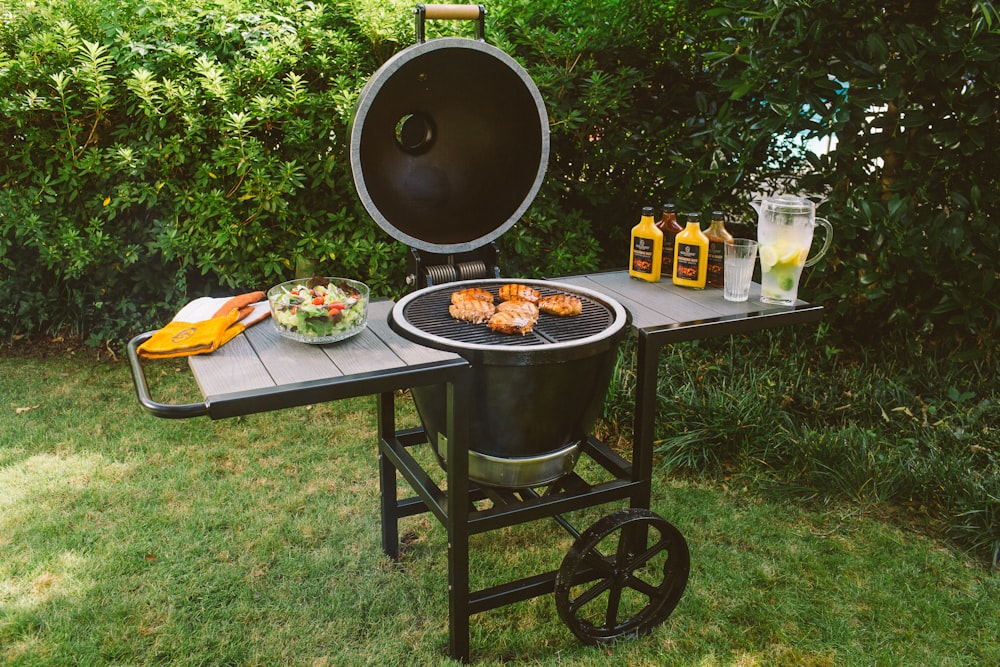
267, 277, 369, 344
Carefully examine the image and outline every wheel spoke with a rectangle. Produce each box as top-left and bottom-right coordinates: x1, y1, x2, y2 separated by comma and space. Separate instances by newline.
620, 534, 671, 571
604, 581, 624, 630
624, 571, 659, 598
567, 575, 611, 612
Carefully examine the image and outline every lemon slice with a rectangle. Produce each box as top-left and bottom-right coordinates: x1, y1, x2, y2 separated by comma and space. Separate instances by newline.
779, 247, 802, 265
759, 245, 778, 269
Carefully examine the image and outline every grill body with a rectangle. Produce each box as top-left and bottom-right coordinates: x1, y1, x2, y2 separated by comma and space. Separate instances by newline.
391, 279, 628, 487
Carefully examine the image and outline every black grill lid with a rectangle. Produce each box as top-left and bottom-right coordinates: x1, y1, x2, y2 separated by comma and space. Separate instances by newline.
349, 37, 549, 254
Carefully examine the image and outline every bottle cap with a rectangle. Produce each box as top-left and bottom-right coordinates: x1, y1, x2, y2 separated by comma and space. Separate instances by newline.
642, 206, 654, 216
662, 203, 675, 213
712, 210, 724, 218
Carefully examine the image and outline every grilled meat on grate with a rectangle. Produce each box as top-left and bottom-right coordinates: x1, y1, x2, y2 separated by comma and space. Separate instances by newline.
449, 299, 496, 324
489, 299, 538, 335
538, 294, 582, 317
498, 283, 540, 304
495, 299, 539, 317
451, 287, 494, 305
445, 282, 592, 336
488, 309, 537, 335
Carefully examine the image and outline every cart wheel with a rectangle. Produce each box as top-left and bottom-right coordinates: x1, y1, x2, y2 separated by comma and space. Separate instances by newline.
554, 508, 689, 645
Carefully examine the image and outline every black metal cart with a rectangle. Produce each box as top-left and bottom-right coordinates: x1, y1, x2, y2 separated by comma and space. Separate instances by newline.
128, 275, 821, 662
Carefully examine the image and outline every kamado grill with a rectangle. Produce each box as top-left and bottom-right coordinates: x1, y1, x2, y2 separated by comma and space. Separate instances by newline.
349, 4, 689, 659
349, 4, 642, 494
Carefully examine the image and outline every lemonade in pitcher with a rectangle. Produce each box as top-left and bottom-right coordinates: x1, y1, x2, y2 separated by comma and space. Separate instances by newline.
758, 237, 809, 304
752, 195, 833, 305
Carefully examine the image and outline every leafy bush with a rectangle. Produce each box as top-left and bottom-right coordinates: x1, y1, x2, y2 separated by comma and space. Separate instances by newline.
695, 1, 1000, 349
491, 0, 733, 266
0, 0, 397, 343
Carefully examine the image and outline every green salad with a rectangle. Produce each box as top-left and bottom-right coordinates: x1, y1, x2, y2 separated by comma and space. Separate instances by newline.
268, 277, 368, 342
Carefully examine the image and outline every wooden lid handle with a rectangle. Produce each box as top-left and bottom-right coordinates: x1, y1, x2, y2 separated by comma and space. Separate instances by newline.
421, 4, 483, 20
415, 4, 486, 42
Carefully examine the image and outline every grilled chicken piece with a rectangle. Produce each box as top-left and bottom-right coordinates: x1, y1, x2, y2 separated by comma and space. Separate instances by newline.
451, 287, 494, 305
488, 309, 537, 335
449, 299, 496, 324
496, 299, 539, 319
498, 283, 540, 304
490, 300, 538, 335
538, 294, 583, 317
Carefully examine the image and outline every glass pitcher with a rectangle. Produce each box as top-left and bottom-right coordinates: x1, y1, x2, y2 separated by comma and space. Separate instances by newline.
752, 195, 833, 305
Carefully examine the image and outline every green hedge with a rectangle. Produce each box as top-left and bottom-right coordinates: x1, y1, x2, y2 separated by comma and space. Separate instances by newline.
2, 0, 999, 351
1, 1, 389, 343
697, 1, 1000, 350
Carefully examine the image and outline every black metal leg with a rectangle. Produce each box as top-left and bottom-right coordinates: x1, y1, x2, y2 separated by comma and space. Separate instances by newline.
631, 330, 659, 511
377, 391, 400, 560
445, 375, 472, 663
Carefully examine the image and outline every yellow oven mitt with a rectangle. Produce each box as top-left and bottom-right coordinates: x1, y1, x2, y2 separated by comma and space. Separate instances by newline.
137, 291, 268, 359
137, 308, 242, 359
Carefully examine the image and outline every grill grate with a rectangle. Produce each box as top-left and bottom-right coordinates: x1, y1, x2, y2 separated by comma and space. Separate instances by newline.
400, 283, 614, 347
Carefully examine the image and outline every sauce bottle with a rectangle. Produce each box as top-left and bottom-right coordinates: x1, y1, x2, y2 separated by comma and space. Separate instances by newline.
655, 204, 683, 276
629, 206, 663, 282
672, 212, 709, 288
704, 210, 733, 288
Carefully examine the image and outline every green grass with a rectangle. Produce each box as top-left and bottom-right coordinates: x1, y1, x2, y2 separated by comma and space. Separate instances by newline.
2, 348, 998, 666
612, 327, 1000, 566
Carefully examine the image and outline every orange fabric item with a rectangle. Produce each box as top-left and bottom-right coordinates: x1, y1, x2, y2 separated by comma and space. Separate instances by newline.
137, 309, 242, 359
211, 291, 265, 319
137, 291, 270, 359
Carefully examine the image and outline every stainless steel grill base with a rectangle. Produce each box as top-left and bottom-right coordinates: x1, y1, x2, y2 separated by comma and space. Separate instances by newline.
432, 440, 581, 489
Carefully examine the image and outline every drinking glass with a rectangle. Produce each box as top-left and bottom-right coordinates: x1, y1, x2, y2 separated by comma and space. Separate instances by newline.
723, 238, 758, 302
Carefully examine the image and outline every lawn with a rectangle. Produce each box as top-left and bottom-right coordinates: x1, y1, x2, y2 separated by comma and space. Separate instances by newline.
1, 350, 998, 666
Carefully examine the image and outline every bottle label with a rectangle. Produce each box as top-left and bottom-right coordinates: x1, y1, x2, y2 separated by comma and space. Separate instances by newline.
707, 240, 725, 286
632, 236, 656, 274
662, 236, 675, 268
675, 242, 702, 281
